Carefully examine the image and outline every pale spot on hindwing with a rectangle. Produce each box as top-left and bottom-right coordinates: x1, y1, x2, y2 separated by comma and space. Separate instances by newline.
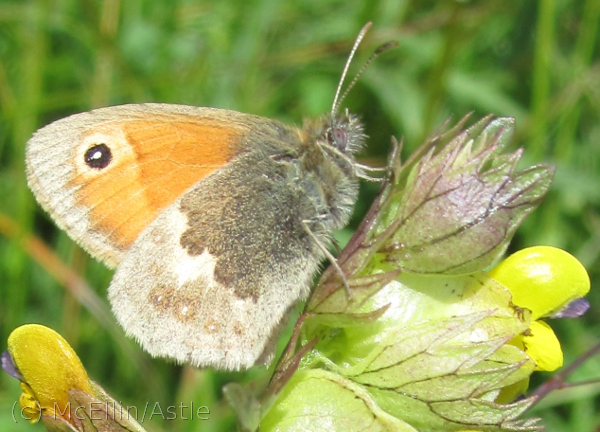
146, 247, 220, 325
148, 283, 201, 323
174, 249, 217, 286
232, 321, 245, 337
145, 211, 218, 324
202, 317, 222, 334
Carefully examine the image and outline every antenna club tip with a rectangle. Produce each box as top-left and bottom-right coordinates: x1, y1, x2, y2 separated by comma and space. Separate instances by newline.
358, 22, 373, 37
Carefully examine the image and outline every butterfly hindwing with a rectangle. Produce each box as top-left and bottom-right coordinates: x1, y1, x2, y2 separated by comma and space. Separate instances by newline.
108, 145, 322, 370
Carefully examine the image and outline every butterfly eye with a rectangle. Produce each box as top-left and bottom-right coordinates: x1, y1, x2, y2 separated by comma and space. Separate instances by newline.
330, 127, 347, 152
84, 144, 112, 169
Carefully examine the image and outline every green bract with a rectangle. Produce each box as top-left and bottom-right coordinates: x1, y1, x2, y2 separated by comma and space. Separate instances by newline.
261, 369, 417, 432
375, 117, 554, 275
302, 273, 540, 432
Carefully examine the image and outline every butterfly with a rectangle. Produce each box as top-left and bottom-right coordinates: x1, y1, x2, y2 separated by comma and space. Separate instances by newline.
25, 23, 388, 370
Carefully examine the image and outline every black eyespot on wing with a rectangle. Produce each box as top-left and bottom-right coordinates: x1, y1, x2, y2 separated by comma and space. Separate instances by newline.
84, 144, 112, 169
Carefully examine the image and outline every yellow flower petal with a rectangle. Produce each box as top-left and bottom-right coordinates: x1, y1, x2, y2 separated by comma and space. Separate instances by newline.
19, 382, 41, 424
488, 246, 590, 319
520, 320, 563, 372
7, 324, 93, 418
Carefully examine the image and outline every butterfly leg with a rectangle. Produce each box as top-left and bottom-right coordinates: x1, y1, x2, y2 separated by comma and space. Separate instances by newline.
301, 220, 353, 300
355, 170, 385, 183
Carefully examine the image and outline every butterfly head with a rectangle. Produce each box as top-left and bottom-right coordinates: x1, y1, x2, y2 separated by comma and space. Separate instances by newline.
327, 109, 366, 156
301, 110, 365, 175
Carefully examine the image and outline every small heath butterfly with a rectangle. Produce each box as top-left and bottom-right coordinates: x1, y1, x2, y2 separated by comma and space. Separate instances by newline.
25, 24, 386, 370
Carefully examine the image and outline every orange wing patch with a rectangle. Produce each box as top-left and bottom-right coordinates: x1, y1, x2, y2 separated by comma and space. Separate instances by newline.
70, 118, 244, 252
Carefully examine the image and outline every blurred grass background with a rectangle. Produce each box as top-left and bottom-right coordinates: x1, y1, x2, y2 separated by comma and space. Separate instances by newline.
0, 0, 599, 431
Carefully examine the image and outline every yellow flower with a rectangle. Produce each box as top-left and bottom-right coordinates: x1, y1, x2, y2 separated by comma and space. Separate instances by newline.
489, 246, 590, 320
489, 246, 590, 402
6, 324, 93, 423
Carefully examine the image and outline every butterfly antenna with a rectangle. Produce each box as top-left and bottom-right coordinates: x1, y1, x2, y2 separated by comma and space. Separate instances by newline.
334, 40, 399, 113
331, 22, 373, 115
